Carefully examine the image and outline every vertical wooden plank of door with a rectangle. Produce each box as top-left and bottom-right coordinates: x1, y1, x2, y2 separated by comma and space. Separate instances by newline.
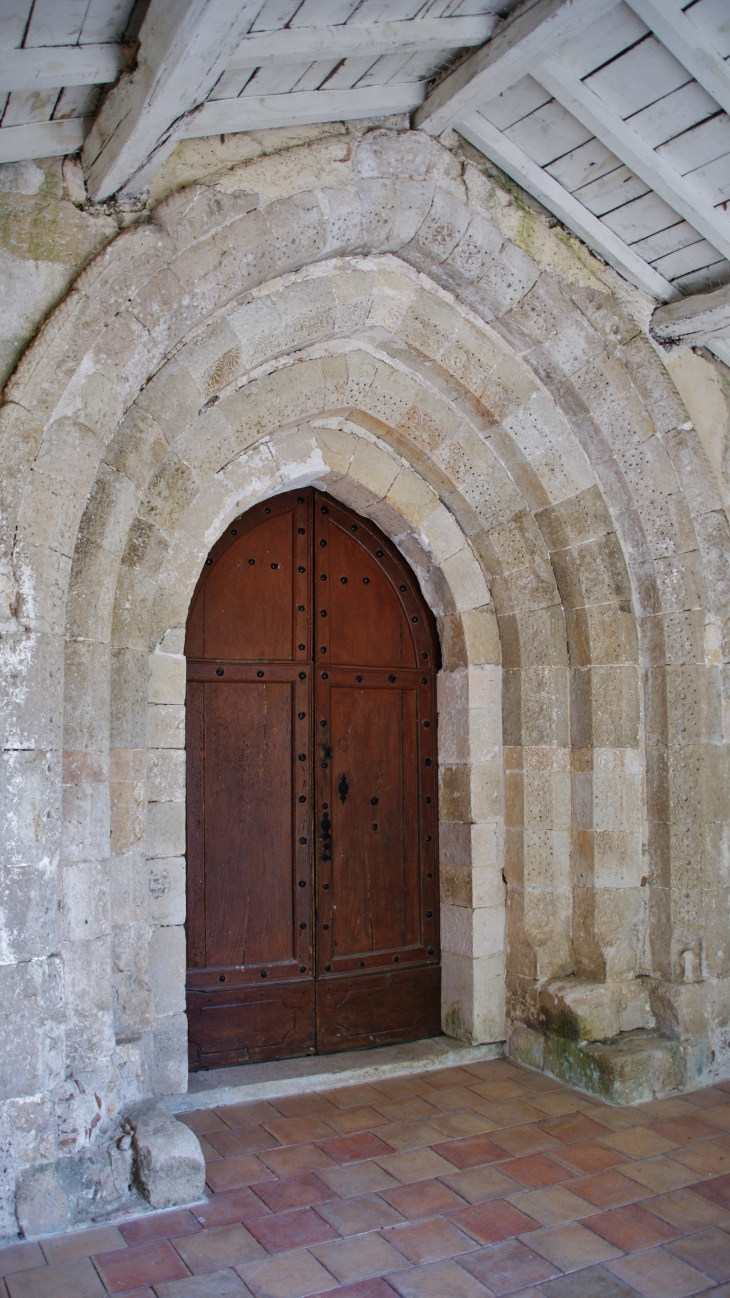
186, 679, 206, 969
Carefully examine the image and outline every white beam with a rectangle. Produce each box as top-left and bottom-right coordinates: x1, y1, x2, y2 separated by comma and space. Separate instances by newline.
651, 281, 730, 346
0, 117, 91, 164
537, 58, 730, 263
81, 0, 261, 201
183, 83, 427, 139
413, 0, 621, 137
0, 44, 127, 92
708, 339, 730, 369
226, 16, 496, 69
457, 111, 679, 302
625, 0, 730, 118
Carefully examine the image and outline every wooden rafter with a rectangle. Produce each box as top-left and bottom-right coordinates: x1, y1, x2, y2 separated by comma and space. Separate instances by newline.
183, 84, 427, 141
226, 17, 496, 69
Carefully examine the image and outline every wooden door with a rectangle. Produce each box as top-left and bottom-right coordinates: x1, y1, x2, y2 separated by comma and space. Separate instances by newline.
185, 488, 440, 1069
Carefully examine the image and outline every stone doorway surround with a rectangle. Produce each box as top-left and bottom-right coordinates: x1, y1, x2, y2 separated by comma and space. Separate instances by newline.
1, 127, 729, 1237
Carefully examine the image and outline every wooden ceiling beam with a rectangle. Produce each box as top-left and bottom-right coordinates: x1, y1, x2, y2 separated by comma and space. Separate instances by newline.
413, 0, 620, 138
226, 16, 496, 69
651, 281, 730, 347
183, 83, 427, 140
81, 0, 261, 201
0, 43, 127, 92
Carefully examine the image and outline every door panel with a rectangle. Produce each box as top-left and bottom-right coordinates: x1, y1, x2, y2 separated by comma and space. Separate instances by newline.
185, 487, 440, 1068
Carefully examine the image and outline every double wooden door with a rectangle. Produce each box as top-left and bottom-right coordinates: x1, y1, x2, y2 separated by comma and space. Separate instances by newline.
185, 488, 440, 1068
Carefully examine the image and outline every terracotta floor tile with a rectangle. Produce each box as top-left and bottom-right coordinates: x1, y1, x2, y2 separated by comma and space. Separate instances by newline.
620, 1155, 701, 1193
6, 1258, 105, 1298
608, 1247, 710, 1297
310, 1282, 399, 1298
381, 1178, 469, 1220
425, 1087, 490, 1114
648, 1116, 725, 1146
463, 1061, 527, 1083
200, 1137, 223, 1162
119, 1208, 203, 1246
377, 1121, 444, 1152
431, 1134, 507, 1170
458, 1238, 559, 1294
315, 1131, 389, 1163
600, 1126, 679, 1159
488, 1125, 563, 1159
315, 1192, 405, 1235
586, 1108, 650, 1132
216, 1103, 283, 1129
193, 1188, 272, 1229
172, 1224, 266, 1274
325, 1106, 390, 1135
309, 1233, 409, 1283
699, 1107, 730, 1133
178, 1110, 230, 1135
672, 1140, 730, 1176
637, 1098, 699, 1122
537, 1265, 645, 1295
649, 1187, 730, 1230
466, 1080, 531, 1104
269, 1094, 339, 1119
694, 1172, 730, 1209
501, 1154, 576, 1189
666, 1226, 730, 1282
510, 1184, 597, 1226
476, 1101, 547, 1129
238, 1247, 339, 1297
0, 1243, 44, 1279
261, 1115, 338, 1147
319, 1160, 401, 1198
381, 1217, 477, 1265
427, 1111, 498, 1140
371, 1099, 441, 1124
569, 1169, 651, 1209
154, 1269, 253, 1296
206, 1127, 282, 1158
583, 1203, 680, 1250
527, 1092, 587, 1118
92, 1240, 189, 1293
525, 1220, 622, 1272
374, 1148, 457, 1184
246, 1206, 339, 1253
40, 1224, 126, 1264
424, 1068, 481, 1091
389, 1258, 488, 1296
447, 1198, 541, 1245
251, 1172, 335, 1212
322, 1086, 388, 1109
206, 1154, 279, 1193
258, 1144, 336, 1179
554, 1142, 631, 1175
537, 1113, 609, 1145
439, 1164, 523, 1205
371, 1078, 435, 1100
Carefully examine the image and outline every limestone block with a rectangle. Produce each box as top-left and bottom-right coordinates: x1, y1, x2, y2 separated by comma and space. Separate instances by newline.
110, 850, 147, 929
474, 241, 540, 320
152, 1011, 189, 1095
149, 924, 185, 1017
148, 801, 185, 859
112, 921, 156, 1042
226, 207, 276, 286
148, 704, 185, 749
1, 746, 61, 867
0, 402, 45, 550
508, 1020, 545, 1072
470, 760, 504, 824
0, 958, 64, 1100
332, 267, 372, 333
111, 648, 148, 749
131, 266, 201, 358
149, 653, 186, 706
137, 361, 204, 448
571, 351, 656, 456
60, 860, 110, 943
110, 770, 146, 856
89, 311, 163, 410
64, 639, 110, 751
461, 608, 501, 666
138, 453, 200, 540
347, 439, 399, 500
445, 210, 504, 285
265, 191, 326, 273
313, 425, 357, 476
405, 187, 470, 270
127, 1100, 204, 1210
148, 857, 186, 926
66, 536, 120, 641
148, 749, 185, 803
0, 858, 58, 963
170, 228, 244, 321
13, 538, 73, 635
61, 779, 109, 863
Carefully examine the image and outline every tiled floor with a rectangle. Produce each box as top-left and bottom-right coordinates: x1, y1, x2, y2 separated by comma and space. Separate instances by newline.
4, 1058, 730, 1298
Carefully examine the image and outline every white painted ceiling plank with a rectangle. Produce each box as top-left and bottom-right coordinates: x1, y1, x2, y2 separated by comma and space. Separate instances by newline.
226, 17, 496, 68
536, 58, 730, 260
2, 89, 58, 127
479, 75, 552, 131
414, 0, 622, 137
574, 163, 649, 216
626, 80, 719, 150
182, 82, 428, 138
626, 0, 730, 117
633, 219, 703, 261
545, 136, 621, 192
0, 3, 33, 50
0, 44, 128, 92
557, 2, 648, 78
0, 115, 90, 161
651, 278, 730, 344
674, 259, 729, 295
82, 0, 263, 200
503, 98, 592, 167
582, 36, 690, 119
657, 113, 730, 176
683, 0, 730, 61
24, 0, 88, 48
601, 190, 684, 244
709, 339, 730, 367
456, 110, 679, 300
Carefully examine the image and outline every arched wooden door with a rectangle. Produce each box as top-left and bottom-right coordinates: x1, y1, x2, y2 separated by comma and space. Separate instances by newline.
185, 488, 440, 1068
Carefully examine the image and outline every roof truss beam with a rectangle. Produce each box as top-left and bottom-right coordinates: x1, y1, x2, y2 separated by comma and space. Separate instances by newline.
0, 44, 127, 92
535, 57, 730, 263
183, 83, 427, 140
81, 0, 261, 201
226, 16, 496, 70
457, 111, 678, 302
413, 0, 621, 137
625, 0, 730, 118
651, 281, 730, 347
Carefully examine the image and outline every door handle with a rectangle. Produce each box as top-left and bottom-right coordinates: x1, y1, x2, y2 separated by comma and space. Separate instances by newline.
338, 773, 349, 804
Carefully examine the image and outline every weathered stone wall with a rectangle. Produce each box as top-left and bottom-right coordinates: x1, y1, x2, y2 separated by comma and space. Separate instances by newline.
1, 120, 729, 1237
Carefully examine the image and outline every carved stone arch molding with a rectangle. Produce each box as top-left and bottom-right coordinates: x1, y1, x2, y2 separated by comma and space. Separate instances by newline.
1, 128, 728, 1235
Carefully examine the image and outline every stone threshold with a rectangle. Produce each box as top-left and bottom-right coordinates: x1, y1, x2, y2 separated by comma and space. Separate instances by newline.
165, 1035, 504, 1115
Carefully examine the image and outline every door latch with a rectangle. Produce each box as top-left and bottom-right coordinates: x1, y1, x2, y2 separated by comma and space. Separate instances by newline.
319, 809, 332, 861
338, 773, 349, 804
